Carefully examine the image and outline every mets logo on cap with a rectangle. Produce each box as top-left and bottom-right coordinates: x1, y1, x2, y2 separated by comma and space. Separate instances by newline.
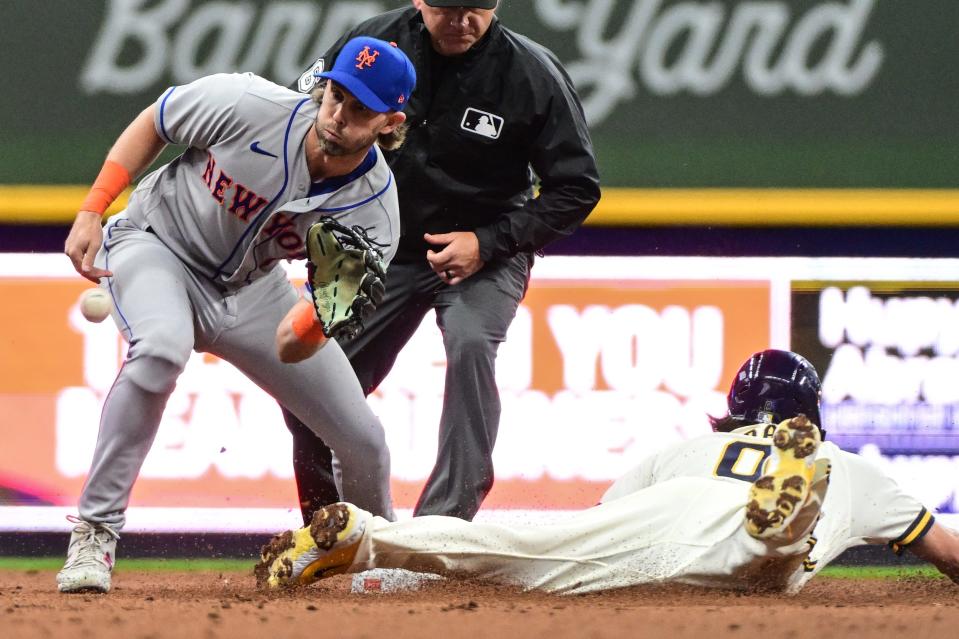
318, 36, 417, 113
355, 46, 380, 69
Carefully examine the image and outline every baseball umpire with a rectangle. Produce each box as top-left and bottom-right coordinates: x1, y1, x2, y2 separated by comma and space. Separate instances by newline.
282, 0, 601, 523
257, 350, 959, 594
57, 37, 416, 594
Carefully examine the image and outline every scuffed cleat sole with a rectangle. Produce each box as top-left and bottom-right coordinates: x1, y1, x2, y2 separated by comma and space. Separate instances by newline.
57, 570, 112, 594
254, 529, 296, 588
746, 414, 821, 539
254, 503, 364, 589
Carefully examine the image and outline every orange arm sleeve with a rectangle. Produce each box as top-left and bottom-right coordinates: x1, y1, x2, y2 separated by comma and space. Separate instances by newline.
290, 302, 328, 346
80, 160, 132, 215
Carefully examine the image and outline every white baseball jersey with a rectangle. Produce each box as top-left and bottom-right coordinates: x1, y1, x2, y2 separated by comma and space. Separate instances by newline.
342, 424, 933, 594
124, 72, 399, 287
602, 424, 934, 592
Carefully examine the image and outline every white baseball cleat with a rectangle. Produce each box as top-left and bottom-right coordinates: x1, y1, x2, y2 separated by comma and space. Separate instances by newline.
56, 516, 119, 593
745, 414, 822, 539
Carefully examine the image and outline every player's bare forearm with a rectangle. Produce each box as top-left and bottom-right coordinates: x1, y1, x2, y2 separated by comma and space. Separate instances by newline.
910, 523, 959, 585
65, 105, 168, 282
105, 105, 168, 178
276, 298, 328, 363
277, 325, 323, 363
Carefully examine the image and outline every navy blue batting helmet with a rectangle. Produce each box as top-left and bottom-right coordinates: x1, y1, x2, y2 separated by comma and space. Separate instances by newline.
727, 350, 824, 436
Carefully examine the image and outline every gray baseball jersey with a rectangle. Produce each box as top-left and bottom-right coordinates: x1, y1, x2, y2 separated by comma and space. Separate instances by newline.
127, 72, 399, 286
78, 73, 400, 530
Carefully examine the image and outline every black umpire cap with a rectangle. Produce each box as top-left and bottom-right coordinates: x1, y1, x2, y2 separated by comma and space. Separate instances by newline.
424, 0, 498, 8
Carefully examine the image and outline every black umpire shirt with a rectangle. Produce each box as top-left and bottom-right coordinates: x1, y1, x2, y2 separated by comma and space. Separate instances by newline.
306, 7, 601, 265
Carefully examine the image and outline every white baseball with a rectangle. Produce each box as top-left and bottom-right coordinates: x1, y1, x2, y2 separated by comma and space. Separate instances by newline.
79, 288, 113, 323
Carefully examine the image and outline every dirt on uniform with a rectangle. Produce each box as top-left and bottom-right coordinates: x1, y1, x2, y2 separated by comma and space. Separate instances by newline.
2, 570, 957, 639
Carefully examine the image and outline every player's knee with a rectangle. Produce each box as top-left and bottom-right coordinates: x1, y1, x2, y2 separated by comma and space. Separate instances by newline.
122, 354, 186, 395
345, 421, 389, 463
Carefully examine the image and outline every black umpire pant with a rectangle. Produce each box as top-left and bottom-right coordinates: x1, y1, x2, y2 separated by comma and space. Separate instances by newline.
283, 253, 532, 523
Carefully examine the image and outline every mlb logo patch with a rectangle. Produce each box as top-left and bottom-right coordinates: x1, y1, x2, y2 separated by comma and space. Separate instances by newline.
460, 108, 503, 140
297, 58, 325, 93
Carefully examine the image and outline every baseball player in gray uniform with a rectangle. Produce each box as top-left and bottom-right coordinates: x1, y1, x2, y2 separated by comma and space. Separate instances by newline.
256, 350, 959, 594
58, 37, 416, 594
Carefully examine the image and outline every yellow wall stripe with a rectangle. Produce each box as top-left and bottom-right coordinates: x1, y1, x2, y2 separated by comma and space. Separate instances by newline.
0, 186, 130, 223
595, 189, 959, 226
4, 186, 959, 226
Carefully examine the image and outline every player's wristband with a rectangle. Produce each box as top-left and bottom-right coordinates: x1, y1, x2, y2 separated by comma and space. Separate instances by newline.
290, 303, 328, 346
81, 160, 132, 215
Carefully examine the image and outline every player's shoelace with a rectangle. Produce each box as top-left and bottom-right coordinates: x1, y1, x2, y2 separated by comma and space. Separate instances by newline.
63, 515, 119, 569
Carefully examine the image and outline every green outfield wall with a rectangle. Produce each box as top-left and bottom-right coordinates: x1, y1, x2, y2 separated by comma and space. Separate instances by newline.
2, 0, 957, 188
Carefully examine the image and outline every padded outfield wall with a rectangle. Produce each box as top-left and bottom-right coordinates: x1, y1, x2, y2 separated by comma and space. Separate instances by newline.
1, 0, 957, 188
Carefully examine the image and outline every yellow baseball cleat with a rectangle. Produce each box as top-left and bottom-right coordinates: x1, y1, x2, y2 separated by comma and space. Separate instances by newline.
254, 502, 365, 589
745, 415, 822, 539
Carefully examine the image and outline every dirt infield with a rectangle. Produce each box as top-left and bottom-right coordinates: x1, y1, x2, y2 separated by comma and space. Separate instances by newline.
2, 570, 957, 639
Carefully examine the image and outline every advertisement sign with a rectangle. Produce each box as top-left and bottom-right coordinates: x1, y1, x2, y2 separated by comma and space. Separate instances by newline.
3, 255, 959, 531
3, 0, 957, 187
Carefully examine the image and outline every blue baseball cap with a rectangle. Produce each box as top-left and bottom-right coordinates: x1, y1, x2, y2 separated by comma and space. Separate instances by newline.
318, 36, 416, 113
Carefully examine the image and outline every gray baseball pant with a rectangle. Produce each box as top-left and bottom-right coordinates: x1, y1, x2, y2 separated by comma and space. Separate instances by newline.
78, 222, 395, 529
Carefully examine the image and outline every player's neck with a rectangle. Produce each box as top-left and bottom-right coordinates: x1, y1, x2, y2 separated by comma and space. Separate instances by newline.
304, 126, 368, 181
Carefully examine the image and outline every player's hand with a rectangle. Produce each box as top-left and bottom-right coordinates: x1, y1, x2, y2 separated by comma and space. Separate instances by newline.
424, 232, 485, 285
65, 210, 113, 283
